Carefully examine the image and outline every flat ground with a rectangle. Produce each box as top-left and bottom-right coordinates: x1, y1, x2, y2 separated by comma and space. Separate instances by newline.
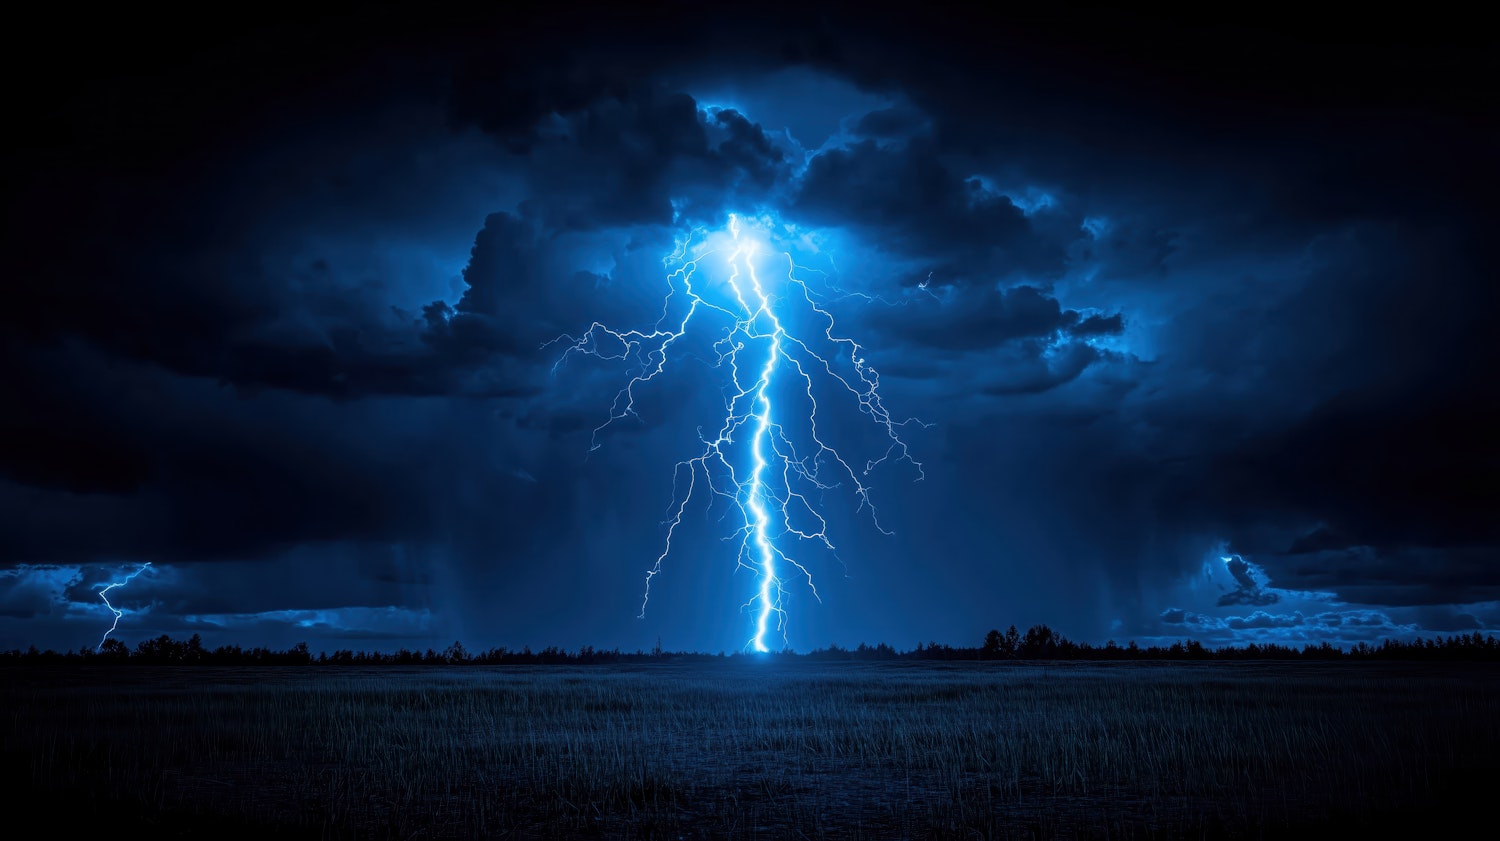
5, 660, 1497, 838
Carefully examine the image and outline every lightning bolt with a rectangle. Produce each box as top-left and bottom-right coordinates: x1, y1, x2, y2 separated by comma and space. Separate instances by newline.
96, 562, 152, 651
550, 214, 928, 651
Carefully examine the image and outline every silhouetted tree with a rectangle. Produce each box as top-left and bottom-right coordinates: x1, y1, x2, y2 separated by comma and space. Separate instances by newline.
982, 629, 1003, 659
97, 638, 130, 661
9, 628, 1500, 666
1020, 624, 1058, 658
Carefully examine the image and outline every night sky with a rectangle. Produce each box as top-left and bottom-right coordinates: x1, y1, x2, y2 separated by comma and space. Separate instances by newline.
3, 4, 1495, 655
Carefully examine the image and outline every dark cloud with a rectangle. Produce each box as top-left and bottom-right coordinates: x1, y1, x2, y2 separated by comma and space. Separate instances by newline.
1069, 219, 1181, 282
0, 344, 481, 568
1, 355, 156, 494
1286, 528, 1351, 556
1403, 606, 1485, 633
707, 109, 790, 189
852, 106, 929, 140
0, 567, 76, 620
1099, 218, 1500, 616
442, 6, 839, 150
514, 93, 791, 231
1, 3, 1494, 653
979, 343, 1106, 398
868, 286, 1070, 352
1069, 313, 1125, 338
1255, 546, 1500, 608
4, 94, 526, 403
793, 138, 1064, 282
863, 285, 1126, 358
1216, 555, 1280, 608
1153, 386, 1500, 608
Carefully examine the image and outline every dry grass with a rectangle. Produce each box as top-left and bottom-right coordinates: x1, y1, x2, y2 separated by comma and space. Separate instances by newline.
5, 660, 1497, 838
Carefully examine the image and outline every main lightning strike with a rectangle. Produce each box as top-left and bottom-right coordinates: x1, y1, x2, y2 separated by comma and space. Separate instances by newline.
550, 215, 927, 651
96, 562, 152, 651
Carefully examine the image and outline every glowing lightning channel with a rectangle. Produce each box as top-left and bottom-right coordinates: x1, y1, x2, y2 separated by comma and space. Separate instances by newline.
549, 214, 929, 651
738, 229, 784, 652
96, 562, 152, 651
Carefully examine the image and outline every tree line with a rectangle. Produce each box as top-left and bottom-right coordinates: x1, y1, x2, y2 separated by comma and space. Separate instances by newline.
4, 624, 1500, 665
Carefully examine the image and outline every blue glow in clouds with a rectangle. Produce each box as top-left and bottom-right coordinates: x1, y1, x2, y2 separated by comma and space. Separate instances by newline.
97, 562, 153, 650
551, 215, 927, 651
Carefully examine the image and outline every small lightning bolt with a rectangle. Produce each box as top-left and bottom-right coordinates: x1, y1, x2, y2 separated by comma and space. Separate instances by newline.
96, 562, 152, 651
550, 214, 928, 651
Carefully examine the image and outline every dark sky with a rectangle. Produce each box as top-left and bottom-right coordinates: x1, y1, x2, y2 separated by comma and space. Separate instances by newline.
3, 3, 1496, 654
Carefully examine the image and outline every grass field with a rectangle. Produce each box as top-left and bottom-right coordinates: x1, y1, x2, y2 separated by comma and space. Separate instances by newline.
5, 660, 1498, 838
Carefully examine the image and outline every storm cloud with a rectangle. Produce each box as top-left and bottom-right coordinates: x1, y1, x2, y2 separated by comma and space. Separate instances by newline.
2, 4, 1493, 653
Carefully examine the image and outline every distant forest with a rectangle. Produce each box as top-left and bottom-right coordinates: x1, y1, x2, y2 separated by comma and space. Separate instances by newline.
5, 624, 1500, 665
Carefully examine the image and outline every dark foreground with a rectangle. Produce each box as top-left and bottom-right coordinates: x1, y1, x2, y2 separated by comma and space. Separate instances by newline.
5, 661, 1497, 839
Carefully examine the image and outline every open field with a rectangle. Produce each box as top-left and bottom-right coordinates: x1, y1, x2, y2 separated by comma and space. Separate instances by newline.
5, 660, 1498, 838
